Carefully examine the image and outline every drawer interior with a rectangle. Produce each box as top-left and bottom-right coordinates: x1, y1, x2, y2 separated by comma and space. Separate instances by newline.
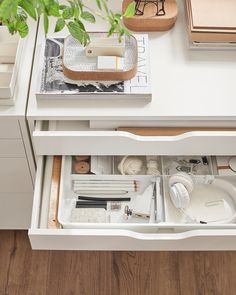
37, 120, 236, 133
33, 155, 236, 233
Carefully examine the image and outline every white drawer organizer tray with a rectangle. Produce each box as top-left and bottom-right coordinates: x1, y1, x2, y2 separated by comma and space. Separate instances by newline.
58, 156, 163, 229
29, 155, 236, 250
0, 26, 24, 103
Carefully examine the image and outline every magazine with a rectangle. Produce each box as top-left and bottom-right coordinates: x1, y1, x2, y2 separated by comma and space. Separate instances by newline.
36, 34, 151, 101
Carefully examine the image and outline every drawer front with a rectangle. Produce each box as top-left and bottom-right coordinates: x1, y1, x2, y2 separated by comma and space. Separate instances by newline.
0, 158, 33, 193
0, 120, 21, 138
29, 228, 236, 250
33, 129, 236, 156
0, 139, 25, 157
29, 156, 236, 250
0, 193, 33, 229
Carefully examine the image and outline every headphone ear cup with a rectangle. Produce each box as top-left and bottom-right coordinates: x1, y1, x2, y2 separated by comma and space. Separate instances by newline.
169, 183, 190, 209
169, 172, 194, 194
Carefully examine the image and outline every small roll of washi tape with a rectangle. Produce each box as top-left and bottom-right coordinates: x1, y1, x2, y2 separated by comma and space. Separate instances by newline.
229, 157, 236, 172
73, 161, 90, 174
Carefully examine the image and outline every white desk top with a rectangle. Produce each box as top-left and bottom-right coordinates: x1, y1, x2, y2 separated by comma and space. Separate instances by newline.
0, 21, 37, 119
27, 0, 236, 123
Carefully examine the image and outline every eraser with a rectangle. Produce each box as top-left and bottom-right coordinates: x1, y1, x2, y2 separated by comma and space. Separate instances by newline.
97, 56, 124, 70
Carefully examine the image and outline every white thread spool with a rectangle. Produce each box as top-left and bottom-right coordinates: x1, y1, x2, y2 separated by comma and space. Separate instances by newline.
147, 160, 160, 175
118, 156, 143, 175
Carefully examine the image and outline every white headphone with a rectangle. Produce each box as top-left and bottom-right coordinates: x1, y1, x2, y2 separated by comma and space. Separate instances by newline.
168, 172, 236, 224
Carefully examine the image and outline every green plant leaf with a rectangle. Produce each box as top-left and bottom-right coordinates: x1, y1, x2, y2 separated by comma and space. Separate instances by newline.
0, 0, 18, 20
67, 21, 84, 43
124, 1, 136, 17
54, 18, 65, 32
101, 0, 109, 15
62, 7, 74, 19
75, 19, 85, 31
43, 13, 49, 34
59, 4, 67, 10
19, 0, 37, 20
16, 8, 28, 22
0, 0, 131, 43
67, 21, 89, 46
7, 23, 16, 34
35, 0, 45, 16
96, 0, 101, 10
16, 20, 29, 37
48, 2, 60, 17
81, 11, 95, 23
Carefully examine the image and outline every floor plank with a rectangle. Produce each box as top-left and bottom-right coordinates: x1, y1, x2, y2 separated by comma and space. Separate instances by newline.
0, 231, 236, 295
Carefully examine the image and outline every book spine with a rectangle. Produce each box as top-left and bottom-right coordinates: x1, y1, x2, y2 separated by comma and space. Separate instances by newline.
125, 34, 151, 95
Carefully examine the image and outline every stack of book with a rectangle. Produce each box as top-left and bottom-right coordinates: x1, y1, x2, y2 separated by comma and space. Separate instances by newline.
185, 0, 236, 49
36, 34, 151, 101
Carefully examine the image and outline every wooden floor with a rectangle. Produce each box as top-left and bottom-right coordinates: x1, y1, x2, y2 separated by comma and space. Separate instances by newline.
1, 231, 236, 295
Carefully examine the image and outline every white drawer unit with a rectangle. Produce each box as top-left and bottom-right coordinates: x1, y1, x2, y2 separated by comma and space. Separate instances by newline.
33, 121, 236, 156
26, 0, 236, 251
29, 155, 236, 250
0, 20, 37, 229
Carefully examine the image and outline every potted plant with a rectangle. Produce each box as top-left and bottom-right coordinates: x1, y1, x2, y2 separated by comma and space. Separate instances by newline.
0, 0, 136, 45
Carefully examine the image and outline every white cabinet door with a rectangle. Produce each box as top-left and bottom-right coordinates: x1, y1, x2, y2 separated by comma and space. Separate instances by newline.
29, 156, 236, 250
0, 193, 33, 229
0, 120, 21, 139
0, 158, 33, 193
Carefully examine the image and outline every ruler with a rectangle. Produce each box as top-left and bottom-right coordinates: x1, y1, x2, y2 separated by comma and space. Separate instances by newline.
48, 156, 62, 229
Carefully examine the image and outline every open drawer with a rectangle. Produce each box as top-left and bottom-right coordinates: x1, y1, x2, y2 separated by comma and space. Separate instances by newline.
29, 155, 236, 250
33, 121, 236, 156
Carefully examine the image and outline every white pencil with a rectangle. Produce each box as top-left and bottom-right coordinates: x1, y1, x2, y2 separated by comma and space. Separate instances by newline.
73, 183, 136, 189
74, 190, 129, 195
73, 180, 137, 185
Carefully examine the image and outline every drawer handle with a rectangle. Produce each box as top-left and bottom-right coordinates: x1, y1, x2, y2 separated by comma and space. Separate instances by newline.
117, 127, 236, 136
